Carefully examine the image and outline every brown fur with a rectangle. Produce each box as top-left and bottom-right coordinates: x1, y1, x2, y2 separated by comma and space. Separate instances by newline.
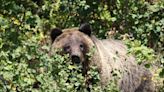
50, 27, 154, 92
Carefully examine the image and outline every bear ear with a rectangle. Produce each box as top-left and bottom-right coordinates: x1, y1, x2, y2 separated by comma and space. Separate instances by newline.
79, 23, 92, 36
50, 28, 62, 42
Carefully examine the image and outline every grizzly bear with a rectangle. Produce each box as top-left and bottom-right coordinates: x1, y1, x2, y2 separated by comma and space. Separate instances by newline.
50, 23, 154, 92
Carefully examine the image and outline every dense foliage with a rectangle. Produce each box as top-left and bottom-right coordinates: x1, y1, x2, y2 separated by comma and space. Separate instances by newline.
0, 0, 163, 91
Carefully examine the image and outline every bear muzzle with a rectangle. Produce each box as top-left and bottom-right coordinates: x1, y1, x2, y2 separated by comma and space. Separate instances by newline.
71, 55, 81, 64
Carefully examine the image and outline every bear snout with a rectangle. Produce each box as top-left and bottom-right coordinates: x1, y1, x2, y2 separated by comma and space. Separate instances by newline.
71, 55, 81, 64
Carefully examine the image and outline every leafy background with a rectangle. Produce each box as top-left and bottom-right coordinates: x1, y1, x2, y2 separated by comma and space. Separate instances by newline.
0, 0, 163, 91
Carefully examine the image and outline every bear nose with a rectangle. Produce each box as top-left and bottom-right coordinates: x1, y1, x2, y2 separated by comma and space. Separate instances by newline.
71, 55, 80, 64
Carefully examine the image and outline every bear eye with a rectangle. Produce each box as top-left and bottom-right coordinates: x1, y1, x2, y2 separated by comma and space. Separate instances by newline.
63, 45, 71, 53
80, 44, 84, 51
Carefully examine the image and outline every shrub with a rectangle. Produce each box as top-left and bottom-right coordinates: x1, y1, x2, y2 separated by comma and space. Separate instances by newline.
0, 0, 163, 91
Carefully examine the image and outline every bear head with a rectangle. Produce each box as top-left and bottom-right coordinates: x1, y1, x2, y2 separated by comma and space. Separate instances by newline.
50, 23, 95, 65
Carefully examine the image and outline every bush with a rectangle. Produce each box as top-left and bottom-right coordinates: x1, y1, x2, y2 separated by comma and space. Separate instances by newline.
0, 0, 163, 91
